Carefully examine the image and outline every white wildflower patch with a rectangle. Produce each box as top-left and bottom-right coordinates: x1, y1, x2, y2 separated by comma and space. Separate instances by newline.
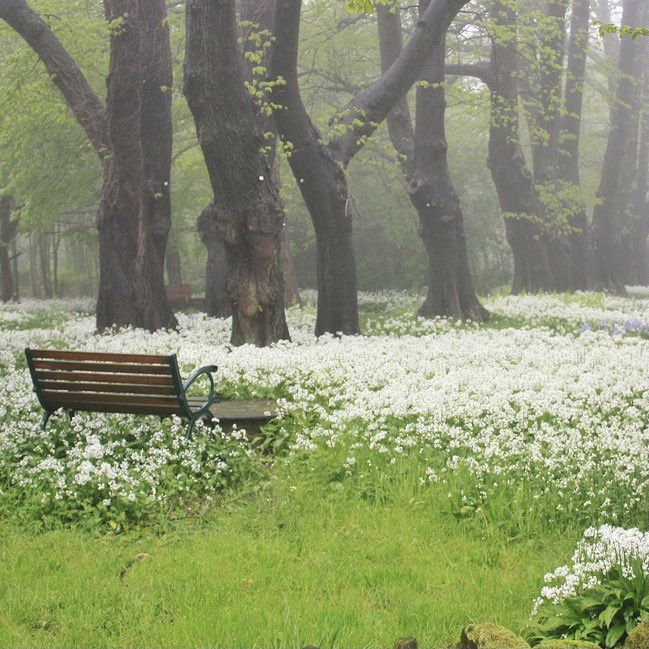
1, 291, 649, 529
532, 524, 649, 613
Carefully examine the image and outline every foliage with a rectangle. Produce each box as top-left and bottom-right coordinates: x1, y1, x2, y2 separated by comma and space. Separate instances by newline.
529, 526, 649, 648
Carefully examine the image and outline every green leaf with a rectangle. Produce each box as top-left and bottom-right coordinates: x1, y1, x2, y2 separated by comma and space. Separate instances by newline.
605, 622, 626, 648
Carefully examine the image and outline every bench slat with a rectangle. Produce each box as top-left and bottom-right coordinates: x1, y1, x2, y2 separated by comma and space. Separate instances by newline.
33, 360, 173, 375
41, 391, 182, 407
29, 349, 171, 364
41, 401, 183, 416
34, 370, 175, 386
39, 380, 177, 396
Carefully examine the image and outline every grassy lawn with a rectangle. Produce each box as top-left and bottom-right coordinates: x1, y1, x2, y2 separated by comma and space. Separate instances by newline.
0, 478, 576, 648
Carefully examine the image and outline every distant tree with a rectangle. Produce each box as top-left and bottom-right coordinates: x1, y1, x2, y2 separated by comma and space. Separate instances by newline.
377, 3, 488, 320
592, 0, 648, 293
0, 194, 19, 301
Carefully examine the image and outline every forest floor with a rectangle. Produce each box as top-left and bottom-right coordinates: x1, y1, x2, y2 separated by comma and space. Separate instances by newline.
1, 289, 648, 648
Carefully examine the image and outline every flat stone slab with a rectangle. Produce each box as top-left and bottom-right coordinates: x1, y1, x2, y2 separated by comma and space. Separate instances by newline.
207, 399, 278, 423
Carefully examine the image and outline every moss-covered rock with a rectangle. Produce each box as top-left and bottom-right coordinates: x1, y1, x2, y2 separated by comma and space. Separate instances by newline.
459, 623, 530, 649
393, 638, 418, 649
625, 621, 649, 649
536, 639, 600, 648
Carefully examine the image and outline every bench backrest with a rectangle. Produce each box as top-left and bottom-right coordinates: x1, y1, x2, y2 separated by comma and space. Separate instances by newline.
25, 349, 190, 418
166, 284, 191, 303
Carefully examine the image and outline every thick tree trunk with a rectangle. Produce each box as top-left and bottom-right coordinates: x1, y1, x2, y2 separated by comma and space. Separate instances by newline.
488, 0, 554, 293
592, 0, 647, 293
620, 65, 649, 284
96, 0, 177, 332
280, 226, 301, 307
271, 0, 359, 336
2, 0, 176, 330
197, 204, 232, 318
377, 5, 487, 320
0, 196, 19, 302
184, 0, 289, 346
529, 0, 572, 290
558, 0, 592, 290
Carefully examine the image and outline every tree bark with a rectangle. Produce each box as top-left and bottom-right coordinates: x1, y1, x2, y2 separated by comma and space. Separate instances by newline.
487, 0, 554, 293
165, 245, 183, 286
528, 0, 572, 289
558, 0, 592, 290
197, 204, 232, 318
271, 0, 472, 335
96, 0, 177, 332
1, 0, 177, 331
0, 195, 19, 302
271, 0, 359, 336
592, 0, 647, 293
620, 57, 649, 284
377, 4, 488, 320
184, 0, 289, 346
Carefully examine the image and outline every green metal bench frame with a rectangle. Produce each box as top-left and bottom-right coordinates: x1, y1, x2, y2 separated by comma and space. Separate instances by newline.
25, 348, 221, 438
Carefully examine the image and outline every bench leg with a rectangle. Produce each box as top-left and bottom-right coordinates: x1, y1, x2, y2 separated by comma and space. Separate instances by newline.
40, 410, 53, 431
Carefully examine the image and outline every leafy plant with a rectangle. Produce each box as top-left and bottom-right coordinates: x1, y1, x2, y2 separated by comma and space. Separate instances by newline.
528, 565, 649, 648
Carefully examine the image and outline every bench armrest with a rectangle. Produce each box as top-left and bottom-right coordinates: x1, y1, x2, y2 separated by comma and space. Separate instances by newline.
183, 364, 218, 400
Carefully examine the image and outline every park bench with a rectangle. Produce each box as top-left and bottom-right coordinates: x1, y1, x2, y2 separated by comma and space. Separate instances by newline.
166, 284, 192, 309
25, 349, 277, 438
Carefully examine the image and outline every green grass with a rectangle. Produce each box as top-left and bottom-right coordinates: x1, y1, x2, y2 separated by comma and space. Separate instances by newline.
0, 474, 577, 648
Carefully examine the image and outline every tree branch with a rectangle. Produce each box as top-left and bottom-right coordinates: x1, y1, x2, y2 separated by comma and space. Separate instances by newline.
328, 0, 471, 166
0, 0, 108, 158
376, 5, 415, 175
445, 61, 493, 85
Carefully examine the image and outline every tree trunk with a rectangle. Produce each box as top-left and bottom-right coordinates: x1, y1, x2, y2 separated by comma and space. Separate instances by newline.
197, 204, 232, 318
597, 0, 621, 124
2, 0, 176, 330
165, 245, 183, 286
592, 0, 647, 293
271, 0, 359, 336
620, 63, 649, 284
280, 225, 301, 307
37, 232, 53, 298
377, 4, 488, 320
529, 0, 572, 290
96, 0, 177, 332
558, 0, 592, 290
184, 0, 289, 346
271, 0, 471, 335
488, 0, 554, 293
0, 196, 19, 302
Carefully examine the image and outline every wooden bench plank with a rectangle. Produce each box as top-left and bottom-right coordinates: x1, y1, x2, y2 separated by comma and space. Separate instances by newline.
33, 360, 173, 375
41, 391, 181, 407
41, 401, 183, 416
39, 380, 177, 396
29, 349, 171, 364
34, 370, 175, 386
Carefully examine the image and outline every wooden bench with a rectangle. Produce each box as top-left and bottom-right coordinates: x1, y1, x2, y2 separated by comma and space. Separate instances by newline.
25, 349, 277, 438
166, 284, 192, 309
